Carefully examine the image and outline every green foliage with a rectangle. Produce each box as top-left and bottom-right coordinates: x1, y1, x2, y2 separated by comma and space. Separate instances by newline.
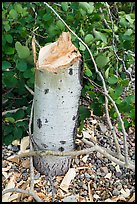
2, 2, 135, 144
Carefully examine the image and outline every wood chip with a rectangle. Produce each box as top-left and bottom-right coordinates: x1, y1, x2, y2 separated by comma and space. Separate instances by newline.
21, 159, 30, 168
60, 168, 76, 193
20, 136, 29, 152
104, 172, 112, 179
120, 188, 130, 198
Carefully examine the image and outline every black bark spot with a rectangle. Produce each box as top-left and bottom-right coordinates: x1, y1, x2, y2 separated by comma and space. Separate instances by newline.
44, 89, 49, 94
62, 96, 64, 98
60, 140, 66, 144
60, 80, 62, 82
62, 101, 64, 104
41, 143, 48, 148
51, 127, 53, 129
71, 91, 73, 94
72, 116, 76, 120
54, 72, 57, 74
69, 68, 73, 75
37, 118, 42, 129
45, 119, 48, 123
58, 147, 64, 152
58, 88, 61, 90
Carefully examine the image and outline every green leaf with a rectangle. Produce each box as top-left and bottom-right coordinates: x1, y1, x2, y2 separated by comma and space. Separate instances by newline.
9, 9, 18, 19
13, 127, 23, 139
105, 67, 110, 79
2, 72, 18, 88
5, 117, 15, 123
79, 105, 90, 121
14, 109, 25, 120
108, 75, 118, 84
96, 54, 109, 68
15, 41, 30, 59
93, 28, 107, 43
5, 34, 13, 44
4, 24, 10, 32
14, 3, 23, 14
79, 42, 86, 51
2, 61, 11, 71
124, 29, 133, 36
125, 14, 134, 24
79, 2, 94, 14
16, 59, 27, 72
85, 34, 93, 45
85, 69, 92, 77
61, 2, 69, 11
56, 20, 65, 30
5, 47, 15, 55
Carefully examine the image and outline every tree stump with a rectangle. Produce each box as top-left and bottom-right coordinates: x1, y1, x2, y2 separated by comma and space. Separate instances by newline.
32, 32, 83, 177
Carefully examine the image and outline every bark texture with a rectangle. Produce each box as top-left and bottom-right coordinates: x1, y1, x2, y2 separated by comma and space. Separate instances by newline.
32, 32, 83, 177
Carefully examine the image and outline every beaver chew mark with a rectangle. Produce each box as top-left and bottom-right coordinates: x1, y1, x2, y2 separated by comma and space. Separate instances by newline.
58, 147, 64, 152
69, 68, 73, 75
60, 140, 66, 144
37, 118, 42, 129
44, 89, 49, 94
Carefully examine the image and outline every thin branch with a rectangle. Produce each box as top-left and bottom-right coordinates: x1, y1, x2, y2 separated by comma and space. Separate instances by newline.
105, 2, 133, 81
2, 106, 28, 116
43, 2, 124, 161
29, 100, 34, 191
25, 84, 34, 95
82, 138, 134, 171
2, 188, 43, 202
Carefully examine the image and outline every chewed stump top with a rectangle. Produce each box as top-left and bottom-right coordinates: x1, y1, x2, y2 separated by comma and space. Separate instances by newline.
37, 32, 81, 72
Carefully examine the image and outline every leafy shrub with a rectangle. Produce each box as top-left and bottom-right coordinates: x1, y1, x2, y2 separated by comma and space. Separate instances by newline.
2, 2, 135, 145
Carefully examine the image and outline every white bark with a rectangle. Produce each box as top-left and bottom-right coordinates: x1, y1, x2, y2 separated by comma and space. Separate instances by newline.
32, 32, 82, 176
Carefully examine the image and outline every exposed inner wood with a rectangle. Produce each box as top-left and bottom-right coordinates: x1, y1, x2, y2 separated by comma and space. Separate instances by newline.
37, 32, 81, 72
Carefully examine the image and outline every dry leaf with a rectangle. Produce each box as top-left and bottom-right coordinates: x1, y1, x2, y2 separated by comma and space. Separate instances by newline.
60, 168, 76, 193
104, 172, 112, 179
2, 175, 15, 202
20, 136, 29, 152
7, 155, 20, 164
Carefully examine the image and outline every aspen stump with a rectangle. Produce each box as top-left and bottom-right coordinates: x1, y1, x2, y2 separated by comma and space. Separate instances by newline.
33, 32, 83, 177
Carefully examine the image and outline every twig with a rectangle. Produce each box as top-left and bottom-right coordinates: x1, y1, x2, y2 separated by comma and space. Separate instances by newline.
25, 84, 34, 95
2, 188, 43, 202
29, 100, 34, 191
2, 106, 27, 116
105, 2, 132, 81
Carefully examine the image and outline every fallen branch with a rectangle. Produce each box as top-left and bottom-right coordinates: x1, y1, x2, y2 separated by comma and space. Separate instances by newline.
15, 143, 134, 171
